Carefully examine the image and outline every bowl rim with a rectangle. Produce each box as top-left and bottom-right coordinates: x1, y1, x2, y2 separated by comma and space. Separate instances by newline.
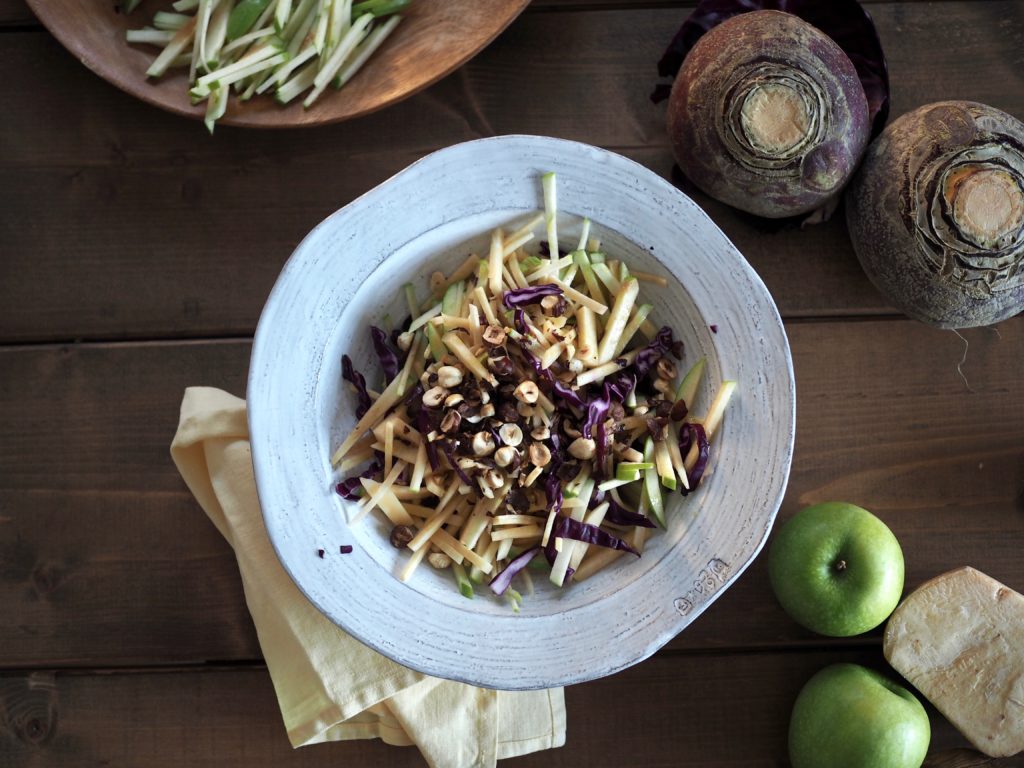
248, 134, 795, 688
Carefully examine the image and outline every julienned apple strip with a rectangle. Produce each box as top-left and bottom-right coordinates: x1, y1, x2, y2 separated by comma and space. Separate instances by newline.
125, 0, 409, 131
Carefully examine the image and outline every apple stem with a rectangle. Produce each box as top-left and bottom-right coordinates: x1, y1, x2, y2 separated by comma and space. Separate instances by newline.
834, 559, 847, 572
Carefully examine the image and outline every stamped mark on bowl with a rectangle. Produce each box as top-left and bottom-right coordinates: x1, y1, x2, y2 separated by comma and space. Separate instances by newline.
673, 558, 731, 616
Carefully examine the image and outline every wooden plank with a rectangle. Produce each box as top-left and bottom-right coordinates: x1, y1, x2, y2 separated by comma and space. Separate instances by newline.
0, 653, 1001, 766
0, 0, 31, 25
1, 318, 1021, 666
0, 0, 1002, 26
3, 3, 1024, 341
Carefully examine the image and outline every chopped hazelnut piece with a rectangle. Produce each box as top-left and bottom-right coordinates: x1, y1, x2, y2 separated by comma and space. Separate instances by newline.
514, 381, 540, 404
440, 410, 462, 434
390, 524, 415, 548
471, 431, 496, 456
437, 365, 464, 388
528, 442, 552, 468
656, 358, 677, 380
482, 325, 507, 346
428, 552, 452, 569
568, 437, 596, 460
423, 386, 448, 407
494, 446, 520, 468
498, 423, 524, 447
484, 469, 505, 489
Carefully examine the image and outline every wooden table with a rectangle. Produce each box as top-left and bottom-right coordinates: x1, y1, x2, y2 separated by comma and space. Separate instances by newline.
2, 1, 1022, 765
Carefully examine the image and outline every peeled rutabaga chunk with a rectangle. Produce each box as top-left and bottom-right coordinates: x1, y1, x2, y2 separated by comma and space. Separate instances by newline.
883, 567, 1024, 757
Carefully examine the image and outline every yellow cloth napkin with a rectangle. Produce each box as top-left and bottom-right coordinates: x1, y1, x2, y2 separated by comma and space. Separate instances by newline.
170, 387, 566, 768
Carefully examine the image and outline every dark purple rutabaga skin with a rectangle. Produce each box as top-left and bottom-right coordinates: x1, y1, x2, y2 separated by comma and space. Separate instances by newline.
847, 101, 1024, 329
667, 10, 870, 218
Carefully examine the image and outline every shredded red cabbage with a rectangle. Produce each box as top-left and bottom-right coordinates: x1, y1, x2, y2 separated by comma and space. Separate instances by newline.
678, 422, 711, 494
583, 395, 609, 441
370, 325, 401, 382
583, 375, 635, 439
513, 309, 529, 335
552, 516, 640, 556
594, 421, 609, 477
552, 379, 585, 409
605, 495, 657, 528
416, 408, 440, 471
548, 413, 563, 453
341, 354, 372, 419
545, 454, 565, 519
441, 439, 473, 487
653, 0, 889, 137
489, 546, 540, 595
633, 326, 676, 379
334, 453, 384, 500
502, 284, 563, 309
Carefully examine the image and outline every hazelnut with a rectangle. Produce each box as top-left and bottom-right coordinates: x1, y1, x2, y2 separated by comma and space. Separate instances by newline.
437, 365, 464, 388
496, 400, 520, 423
440, 410, 462, 434
507, 488, 530, 513
646, 417, 669, 442
471, 431, 496, 456
568, 437, 596, 460
670, 399, 689, 422
557, 460, 580, 481
422, 386, 448, 408
514, 381, 540, 404
482, 325, 507, 346
498, 423, 524, 447
428, 552, 452, 569
389, 525, 415, 549
444, 393, 465, 408
396, 331, 414, 352
609, 401, 626, 422
656, 358, 677, 380
488, 355, 515, 379
484, 469, 505, 489
479, 403, 496, 418
494, 446, 520, 468
528, 442, 552, 468
516, 401, 535, 418
633, 405, 649, 417
653, 378, 672, 395
540, 295, 560, 311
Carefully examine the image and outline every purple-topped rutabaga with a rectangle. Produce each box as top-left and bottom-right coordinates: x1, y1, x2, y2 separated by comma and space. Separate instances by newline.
846, 101, 1024, 329
666, 10, 871, 218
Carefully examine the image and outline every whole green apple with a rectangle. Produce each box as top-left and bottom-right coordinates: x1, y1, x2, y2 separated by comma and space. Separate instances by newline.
769, 501, 904, 636
789, 663, 930, 768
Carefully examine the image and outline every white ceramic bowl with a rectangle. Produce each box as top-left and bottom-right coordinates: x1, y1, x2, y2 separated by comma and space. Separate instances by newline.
249, 135, 795, 690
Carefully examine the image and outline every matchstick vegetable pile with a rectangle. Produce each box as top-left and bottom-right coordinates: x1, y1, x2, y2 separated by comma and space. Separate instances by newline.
332, 174, 735, 608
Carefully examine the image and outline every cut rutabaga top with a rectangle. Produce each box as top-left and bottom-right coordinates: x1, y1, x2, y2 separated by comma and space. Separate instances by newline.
667, 10, 870, 218
847, 101, 1024, 328
883, 567, 1024, 758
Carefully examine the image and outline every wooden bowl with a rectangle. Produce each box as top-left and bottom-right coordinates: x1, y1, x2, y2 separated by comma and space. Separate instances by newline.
25, 0, 530, 128
248, 136, 797, 689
